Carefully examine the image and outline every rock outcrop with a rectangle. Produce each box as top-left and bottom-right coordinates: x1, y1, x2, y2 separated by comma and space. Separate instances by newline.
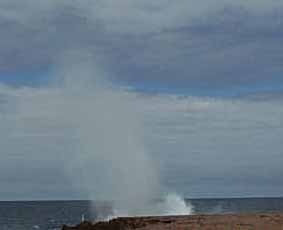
62, 213, 283, 230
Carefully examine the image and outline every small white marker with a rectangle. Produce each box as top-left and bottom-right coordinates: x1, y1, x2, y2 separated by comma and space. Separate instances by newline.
81, 214, 85, 222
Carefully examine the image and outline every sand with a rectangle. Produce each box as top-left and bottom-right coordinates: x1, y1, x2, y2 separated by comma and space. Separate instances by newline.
62, 213, 283, 230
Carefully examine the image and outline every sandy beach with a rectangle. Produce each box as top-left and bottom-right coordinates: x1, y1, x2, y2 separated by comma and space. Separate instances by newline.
62, 213, 283, 230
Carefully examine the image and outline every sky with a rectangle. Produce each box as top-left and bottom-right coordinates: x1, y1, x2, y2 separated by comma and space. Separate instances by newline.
0, 0, 283, 200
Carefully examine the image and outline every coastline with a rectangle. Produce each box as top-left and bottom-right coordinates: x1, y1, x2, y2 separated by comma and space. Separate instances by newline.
62, 212, 283, 229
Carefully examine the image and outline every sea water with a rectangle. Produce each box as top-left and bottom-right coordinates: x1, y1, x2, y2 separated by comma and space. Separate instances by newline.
0, 198, 283, 230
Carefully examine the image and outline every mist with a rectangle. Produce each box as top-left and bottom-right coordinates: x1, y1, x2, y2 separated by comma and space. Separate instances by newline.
57, 57, 161, 216
0, 52, 192, 216
54, 54, 194, 216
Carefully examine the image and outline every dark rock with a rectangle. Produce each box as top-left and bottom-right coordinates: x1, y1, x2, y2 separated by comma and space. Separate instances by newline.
62, 213, 283, 230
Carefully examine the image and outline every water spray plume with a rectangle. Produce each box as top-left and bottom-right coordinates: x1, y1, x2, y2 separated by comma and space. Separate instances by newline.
54, 53, 192, 217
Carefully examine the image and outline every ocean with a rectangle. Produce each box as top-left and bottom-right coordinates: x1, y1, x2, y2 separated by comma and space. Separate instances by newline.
0, 198, 283, 230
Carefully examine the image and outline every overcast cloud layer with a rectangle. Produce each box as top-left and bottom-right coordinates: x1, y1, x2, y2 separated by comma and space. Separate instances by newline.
0, 82, 283, 200
0, 1, 283, 200
0, 0, 283, 91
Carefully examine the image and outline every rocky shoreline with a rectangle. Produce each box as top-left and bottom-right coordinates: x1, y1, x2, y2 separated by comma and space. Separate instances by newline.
62, 213, 283, 229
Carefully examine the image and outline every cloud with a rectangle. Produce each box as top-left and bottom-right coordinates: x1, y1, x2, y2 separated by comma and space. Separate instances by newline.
2, 0, 281, 34
0, 1, 282, 203
139, 94, 283, 197
0, 80, 283, 199
0, 1, 283, 91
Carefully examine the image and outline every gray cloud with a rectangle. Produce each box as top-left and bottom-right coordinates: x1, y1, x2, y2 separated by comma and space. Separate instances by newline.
141, 94, 283, 197
1, 0, 283, 201
0, 82, 283, 199
0, 1, 283, 90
